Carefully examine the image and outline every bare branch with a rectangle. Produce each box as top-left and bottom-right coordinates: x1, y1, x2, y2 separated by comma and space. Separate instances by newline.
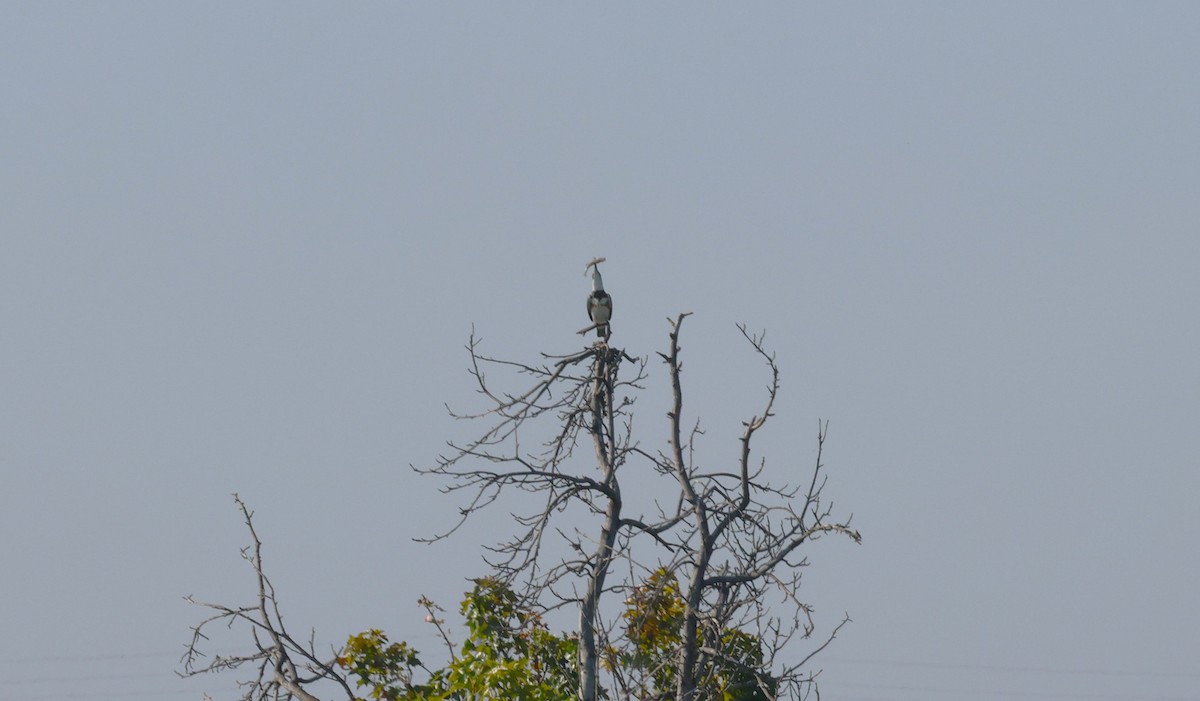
180, 495, 354, 701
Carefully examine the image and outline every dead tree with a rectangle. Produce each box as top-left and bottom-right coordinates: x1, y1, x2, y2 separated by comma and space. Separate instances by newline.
423, 315, 859, 701
182, 312, 859, 701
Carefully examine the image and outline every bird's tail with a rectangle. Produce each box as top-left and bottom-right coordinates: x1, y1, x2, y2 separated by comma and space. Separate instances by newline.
596, 325, 606, 338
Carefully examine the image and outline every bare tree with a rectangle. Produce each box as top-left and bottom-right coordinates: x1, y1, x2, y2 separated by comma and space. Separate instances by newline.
419, 312, 859, 701
182, 300, 860, 701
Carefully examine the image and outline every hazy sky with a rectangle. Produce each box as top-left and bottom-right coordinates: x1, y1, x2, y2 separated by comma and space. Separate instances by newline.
2, 3, 1198, 700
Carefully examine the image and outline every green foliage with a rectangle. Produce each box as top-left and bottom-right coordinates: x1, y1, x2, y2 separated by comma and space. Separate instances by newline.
447, 577, 579, 701
340, 574, 780, 701
338, 629, 430, 700
620, 568, 686, 693
619, 569, 778, 701
624, 568, 686, 654
339, 578, 578, 701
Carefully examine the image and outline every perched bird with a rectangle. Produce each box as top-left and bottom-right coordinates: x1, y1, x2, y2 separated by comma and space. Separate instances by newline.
587, 262, 612, 338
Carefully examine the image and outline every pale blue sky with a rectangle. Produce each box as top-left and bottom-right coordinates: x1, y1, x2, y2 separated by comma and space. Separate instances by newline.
2, 3, 1198, 700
